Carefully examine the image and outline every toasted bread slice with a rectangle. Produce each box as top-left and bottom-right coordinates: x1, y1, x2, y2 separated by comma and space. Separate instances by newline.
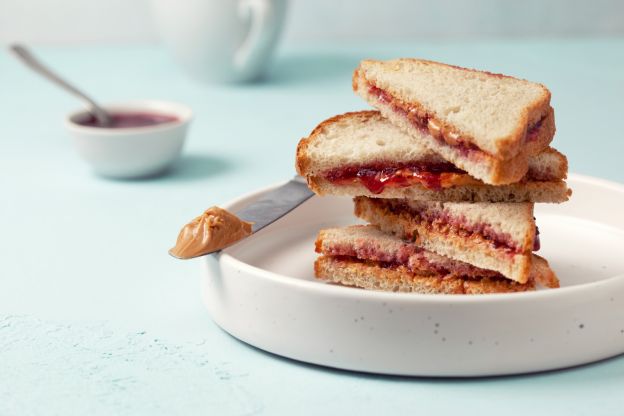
315, 255, 561, 294
296, 111, 570, 202
353, 197, 537, 283
352, 59, 555, 184
316, 256, 536, 294
316, 225, 559, 290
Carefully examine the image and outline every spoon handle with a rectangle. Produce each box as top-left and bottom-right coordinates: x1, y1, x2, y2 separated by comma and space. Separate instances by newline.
9, 44, 112, 126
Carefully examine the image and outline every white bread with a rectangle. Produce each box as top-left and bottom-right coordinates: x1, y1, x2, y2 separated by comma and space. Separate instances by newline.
353, 59, 555, 184
316, 225, 559, 289
296, 111, 570, 202
354, 58, 553, 158
297, 111, 446, 175
353, 197, 537, 283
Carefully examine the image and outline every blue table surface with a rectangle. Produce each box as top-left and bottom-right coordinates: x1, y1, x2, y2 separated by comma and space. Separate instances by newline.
1, 38, 624, 415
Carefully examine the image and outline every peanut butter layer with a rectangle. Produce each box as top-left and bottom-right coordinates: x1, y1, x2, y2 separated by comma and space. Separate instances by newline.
169, 206, 253, 259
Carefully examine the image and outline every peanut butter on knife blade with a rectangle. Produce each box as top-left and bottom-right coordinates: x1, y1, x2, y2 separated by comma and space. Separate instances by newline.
169, 206, 253, 259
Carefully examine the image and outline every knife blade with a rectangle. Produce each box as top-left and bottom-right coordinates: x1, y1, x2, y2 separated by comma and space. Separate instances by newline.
235, 175, 314, 233
169, 176, 315, 259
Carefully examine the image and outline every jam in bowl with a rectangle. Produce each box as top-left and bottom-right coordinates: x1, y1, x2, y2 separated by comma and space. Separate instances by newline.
75, 111, 179, 129
65, 101, 192, 179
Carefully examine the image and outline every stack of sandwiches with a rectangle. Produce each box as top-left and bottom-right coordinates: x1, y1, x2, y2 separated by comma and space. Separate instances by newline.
296, 58, 571, 294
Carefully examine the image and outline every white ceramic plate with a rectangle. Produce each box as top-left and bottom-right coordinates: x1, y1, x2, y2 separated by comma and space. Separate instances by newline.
201, 174, 624, 376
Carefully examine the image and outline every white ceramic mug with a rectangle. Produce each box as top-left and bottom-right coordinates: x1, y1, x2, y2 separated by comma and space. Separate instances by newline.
152, 0, 287, 83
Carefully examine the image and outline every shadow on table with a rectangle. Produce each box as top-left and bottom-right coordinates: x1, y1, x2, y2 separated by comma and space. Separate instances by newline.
163, 154, 234, 183
101, 154, 234, 183
263, 53, 364, 86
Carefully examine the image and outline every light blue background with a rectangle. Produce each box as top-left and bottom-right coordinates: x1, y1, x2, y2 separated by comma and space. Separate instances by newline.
3, 0, 624, 45
1, 38, 624, 415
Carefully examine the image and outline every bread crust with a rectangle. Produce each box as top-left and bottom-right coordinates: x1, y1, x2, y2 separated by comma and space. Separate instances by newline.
315, 256, 537, 294
531, 255, 560, 289
530, 147, 568, 180
296, 111, 381, 177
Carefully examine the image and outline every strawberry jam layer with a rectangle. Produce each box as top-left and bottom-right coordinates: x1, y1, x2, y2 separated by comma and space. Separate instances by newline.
318, 239, 421, 264
325, 162, 466, 194
320, 241, 504, 279
534, 225, 541, 251
525, 119, 543, 143
368, 83, 543, 157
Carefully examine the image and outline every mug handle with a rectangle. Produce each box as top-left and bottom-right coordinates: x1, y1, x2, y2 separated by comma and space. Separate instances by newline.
234, 0, 276, 72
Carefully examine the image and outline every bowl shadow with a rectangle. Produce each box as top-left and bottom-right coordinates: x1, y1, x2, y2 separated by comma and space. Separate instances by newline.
165, 154, 234, 182
95, 154, 233, 183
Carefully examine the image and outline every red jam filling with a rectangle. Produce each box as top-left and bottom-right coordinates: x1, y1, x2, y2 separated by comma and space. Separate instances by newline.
324, 242, 504, 279
486, 225, 539, 252
533, 225, 540, 251
77, 112, 179, 128
325, 162, 466, 194
525, 120, 542, 143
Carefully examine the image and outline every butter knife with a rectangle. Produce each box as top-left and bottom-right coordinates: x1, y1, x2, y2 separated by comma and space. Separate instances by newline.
235, 175, 314, 234
170, 176, 314, 259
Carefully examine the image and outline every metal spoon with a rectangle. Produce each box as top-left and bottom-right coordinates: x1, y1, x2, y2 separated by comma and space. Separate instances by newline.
9, 44, 113, 127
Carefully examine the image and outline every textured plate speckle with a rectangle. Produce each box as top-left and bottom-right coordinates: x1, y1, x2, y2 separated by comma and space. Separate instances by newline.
201, 174, 624, 376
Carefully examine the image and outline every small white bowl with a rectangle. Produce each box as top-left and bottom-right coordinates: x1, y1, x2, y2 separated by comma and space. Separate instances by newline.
65, 100, 192, 179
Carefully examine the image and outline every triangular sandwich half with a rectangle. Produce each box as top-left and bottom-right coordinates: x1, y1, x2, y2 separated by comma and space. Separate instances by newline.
352, 59, 555, 185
